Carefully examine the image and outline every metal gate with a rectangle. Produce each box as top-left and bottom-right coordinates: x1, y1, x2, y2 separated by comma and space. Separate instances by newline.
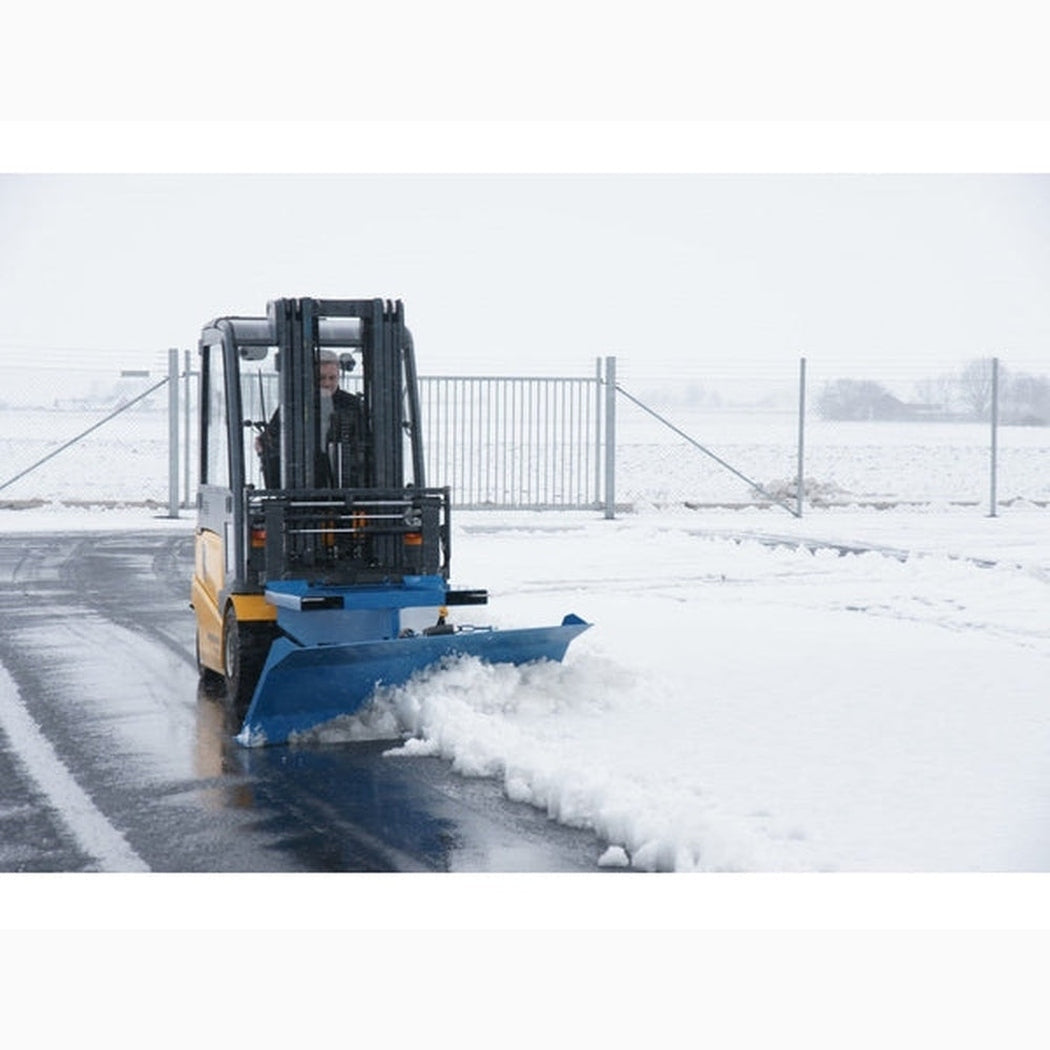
173, 358, 613, 514
418, 373, 605, 510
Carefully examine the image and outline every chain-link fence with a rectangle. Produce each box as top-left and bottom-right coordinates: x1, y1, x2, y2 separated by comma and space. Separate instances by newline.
0, 352, 609, 514
2, 351, 1048, 517
613, 356, 1050, 514
0, 350, 179, 511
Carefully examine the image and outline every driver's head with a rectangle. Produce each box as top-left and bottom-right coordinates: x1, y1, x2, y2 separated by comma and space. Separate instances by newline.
318, 350, 340, 395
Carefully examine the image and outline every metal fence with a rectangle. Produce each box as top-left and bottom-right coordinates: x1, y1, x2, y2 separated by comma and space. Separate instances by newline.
185, 360, 610, 512
418, 373, 603, 509
0, 349, 179, 512
611, 356, 1050, 515
2, 351, 1049, 518
0, 352, 613, 515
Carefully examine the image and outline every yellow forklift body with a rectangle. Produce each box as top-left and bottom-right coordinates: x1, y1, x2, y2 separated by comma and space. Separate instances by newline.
192, 528, 275, 675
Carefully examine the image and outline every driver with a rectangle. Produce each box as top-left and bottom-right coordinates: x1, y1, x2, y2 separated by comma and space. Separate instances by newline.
256, 350, 362, 487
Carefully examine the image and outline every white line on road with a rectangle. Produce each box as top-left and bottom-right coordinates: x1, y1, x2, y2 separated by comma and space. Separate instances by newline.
0, 663, 149, 872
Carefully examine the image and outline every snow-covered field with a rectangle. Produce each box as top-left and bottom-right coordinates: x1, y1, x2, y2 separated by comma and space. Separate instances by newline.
0, 405, 173, 506
4, 400, 1049, 511
614, 405, 1050, 508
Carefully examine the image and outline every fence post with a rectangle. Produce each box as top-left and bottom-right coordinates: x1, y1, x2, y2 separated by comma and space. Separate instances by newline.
796, 356, 807, 518
989, 355, 999, 518
182, 349, 192, 508
604, 356, 616, 519
595, 357, 602, 509
167, 348, 179, 518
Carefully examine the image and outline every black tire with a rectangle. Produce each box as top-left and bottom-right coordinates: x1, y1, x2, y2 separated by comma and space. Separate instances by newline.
222, 605, 276, 719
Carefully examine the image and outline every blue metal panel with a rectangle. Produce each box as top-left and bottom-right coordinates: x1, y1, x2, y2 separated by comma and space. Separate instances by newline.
265, 574, 447, 610
275, 606, 398, 646
265, 575, 449, 644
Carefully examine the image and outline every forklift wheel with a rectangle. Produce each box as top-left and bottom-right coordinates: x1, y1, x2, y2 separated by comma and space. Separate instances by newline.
222, 605, 276, 719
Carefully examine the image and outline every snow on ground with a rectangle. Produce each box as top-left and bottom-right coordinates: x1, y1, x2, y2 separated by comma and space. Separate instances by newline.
301, 503, 1050, 872
17, 492, 1038, 873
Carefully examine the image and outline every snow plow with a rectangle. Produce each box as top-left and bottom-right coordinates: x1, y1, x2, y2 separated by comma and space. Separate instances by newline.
191, 297, 589, 746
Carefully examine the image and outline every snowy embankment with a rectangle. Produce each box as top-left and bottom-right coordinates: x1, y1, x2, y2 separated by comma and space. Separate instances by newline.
294, 504, 1050, 872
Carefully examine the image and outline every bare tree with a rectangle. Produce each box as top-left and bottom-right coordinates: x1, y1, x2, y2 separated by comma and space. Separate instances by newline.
957, 357, 1000, 419
1002, 372, 1050, 425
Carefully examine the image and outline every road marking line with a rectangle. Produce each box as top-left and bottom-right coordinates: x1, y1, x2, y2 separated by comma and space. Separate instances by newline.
0, 664, 149, 872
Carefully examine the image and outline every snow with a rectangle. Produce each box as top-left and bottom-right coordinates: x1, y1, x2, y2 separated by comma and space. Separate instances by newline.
7, 495, 1048, 876
282, 503, 1050, 874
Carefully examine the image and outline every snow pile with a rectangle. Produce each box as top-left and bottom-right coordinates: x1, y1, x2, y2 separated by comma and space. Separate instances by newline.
373, 652, 820, 871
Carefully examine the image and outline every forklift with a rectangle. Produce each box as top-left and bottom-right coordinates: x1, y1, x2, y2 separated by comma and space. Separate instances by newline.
191, 297, 588, 745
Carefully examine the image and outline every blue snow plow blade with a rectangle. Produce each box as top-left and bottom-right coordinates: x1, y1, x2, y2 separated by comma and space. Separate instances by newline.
237, 614, 590, 747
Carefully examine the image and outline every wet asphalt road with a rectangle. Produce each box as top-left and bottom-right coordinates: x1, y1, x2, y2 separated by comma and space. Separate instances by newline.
0, 528, 607, 872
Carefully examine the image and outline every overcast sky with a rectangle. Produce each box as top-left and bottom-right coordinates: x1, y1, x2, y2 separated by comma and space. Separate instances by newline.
3, 3, 1050, 395
2, 169, 1049, 398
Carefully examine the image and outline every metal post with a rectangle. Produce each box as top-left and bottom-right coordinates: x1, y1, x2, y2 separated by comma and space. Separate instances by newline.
183, 349, 191, 508
604, 356, 616, 519
989, 355, 999, 518
594, 358, 602, 507
796, 356, 806, 519
167, 348, 180, 518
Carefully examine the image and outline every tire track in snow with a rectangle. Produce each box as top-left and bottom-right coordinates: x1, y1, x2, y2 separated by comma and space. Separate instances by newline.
0, 663, 149, 872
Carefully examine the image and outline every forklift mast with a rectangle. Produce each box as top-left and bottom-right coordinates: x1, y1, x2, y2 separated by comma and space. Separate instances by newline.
270, 297, 424, 492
